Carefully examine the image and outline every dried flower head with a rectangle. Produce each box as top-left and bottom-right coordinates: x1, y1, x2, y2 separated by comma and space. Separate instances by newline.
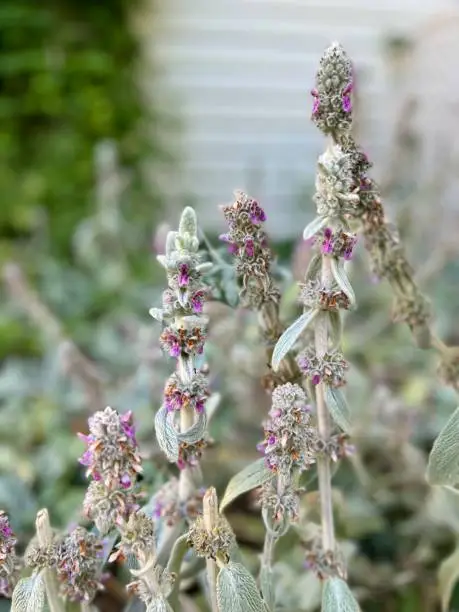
311, 42, 354, 135
0, 511, 19, 598
260, 480, 301, 523
313, 433, 355, 462
297, 348, 348, 387
258, 383, 316, 474
152, 479, 204, 526
163, 371, 209, 414
111, 511, 156, 563
303, 537, 347, 580
55, 527, 104, 602
83, 481, 140, 535
126, 566, 175, 606
78, 407, 142, 489
177, 438, 208, 470
187, 514, 235, 561
221, 191, 280, 308
299, 279, 350, 311
24, 541, 57, 570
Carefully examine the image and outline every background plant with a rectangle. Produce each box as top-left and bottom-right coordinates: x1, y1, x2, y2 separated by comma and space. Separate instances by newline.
1, 34, 459, 612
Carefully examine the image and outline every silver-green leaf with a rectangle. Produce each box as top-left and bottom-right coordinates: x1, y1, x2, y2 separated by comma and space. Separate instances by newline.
217, 562, 265, 612
303, 216, 328, 241
12, 573, 46, 612
220, 458, 272, 511
322, 577, 361, 612
326, 387, 352, 434
271, 310, 318, 372
155, 405, 179, 462
179, 206, 198, 238
438, 545, 459, 612
330, 258, 356, 307
149, 307, 164, 322
328, 310, 342, 348
177, 411, 207, 445
427, 407, 459, 486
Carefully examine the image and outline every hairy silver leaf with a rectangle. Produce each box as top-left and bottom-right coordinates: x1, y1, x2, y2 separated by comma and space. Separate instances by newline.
155, 405, 179, 462
271, 310, 318, 372
220, 458, 272, 511
326, 387, 352, 433
217, 562, 265, 612
427, 407, 459, 486
12, 573, 45, 612
322, 577, 360, 612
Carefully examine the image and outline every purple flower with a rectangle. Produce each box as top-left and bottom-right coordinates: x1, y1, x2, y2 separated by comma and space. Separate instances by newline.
191, 290, 206, 313
311, 89, 320, 115
342, 95, 351, 113
312, 373, 321, 385
321, 227, 333, 254
178, 263, 190, 287
249, 201, 267, 224
244, 238, 255, 258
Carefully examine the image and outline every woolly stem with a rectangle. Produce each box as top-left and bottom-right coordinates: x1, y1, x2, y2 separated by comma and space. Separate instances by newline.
203, 488, 219, 612
314, 258, 336, 552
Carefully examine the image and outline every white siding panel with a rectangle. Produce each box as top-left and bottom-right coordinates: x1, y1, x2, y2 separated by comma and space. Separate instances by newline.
139, 0, 455, 237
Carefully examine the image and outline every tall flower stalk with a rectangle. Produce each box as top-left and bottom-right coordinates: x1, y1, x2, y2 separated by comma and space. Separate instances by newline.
150, 207, 212, 506
271, 43, 358, 601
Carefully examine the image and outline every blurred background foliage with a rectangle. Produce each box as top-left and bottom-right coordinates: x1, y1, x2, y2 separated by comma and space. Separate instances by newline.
1, 3, 459, 611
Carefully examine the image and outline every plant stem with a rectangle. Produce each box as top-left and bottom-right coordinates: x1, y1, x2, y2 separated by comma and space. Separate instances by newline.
315, 258, 336, 553
203, 488, 219, 612
179, 404, 197, 502
35, 510, 65, 612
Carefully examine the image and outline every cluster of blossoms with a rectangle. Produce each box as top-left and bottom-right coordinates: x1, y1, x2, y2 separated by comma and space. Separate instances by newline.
310, 42, 353, 136
220, 191, 280, 308
258, 383, 316, 474
311, 43, 432, 346
319, 227, 356, 260
303, 537, 346, 581
152, 479, 205, 527
163, 371, 209, 414
300, 279, 350, 311
0, 511, 19, 597
24, 526, 105, 604
260, 480, 302, 523
159, 324, 206, 359
55, 528, 104, 603
297, 348, 348, 387
79, 407, 142, 533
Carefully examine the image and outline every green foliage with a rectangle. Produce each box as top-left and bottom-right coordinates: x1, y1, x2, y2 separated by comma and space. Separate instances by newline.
0, 0, 164, 259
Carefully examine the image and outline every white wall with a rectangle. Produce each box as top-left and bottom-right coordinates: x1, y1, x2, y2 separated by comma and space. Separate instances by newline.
137, 0, 454, 237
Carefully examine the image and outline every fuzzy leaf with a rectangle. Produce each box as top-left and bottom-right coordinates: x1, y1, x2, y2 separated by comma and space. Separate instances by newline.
326, 387, 352, 434
155, 405, 179, 462
271, 310, 318, 372
303, 216, 328, 241
179, 207, 198, 238
260, 564, 275, 610
146, 597, 174, 612
328, 310, 342, 348
330, 258, 356, 307
11, 573, 45, 612
304, 253, 322, 283
149, 308, 163, 322
217, 562, 265, 612
322, 577, 361, 612
220, 458, 272, 511
438, 546, 459, 612
165, 231, 178, 256
177, 411, 207, 445
427, 407, 459, 486
156, 255, 168, 269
